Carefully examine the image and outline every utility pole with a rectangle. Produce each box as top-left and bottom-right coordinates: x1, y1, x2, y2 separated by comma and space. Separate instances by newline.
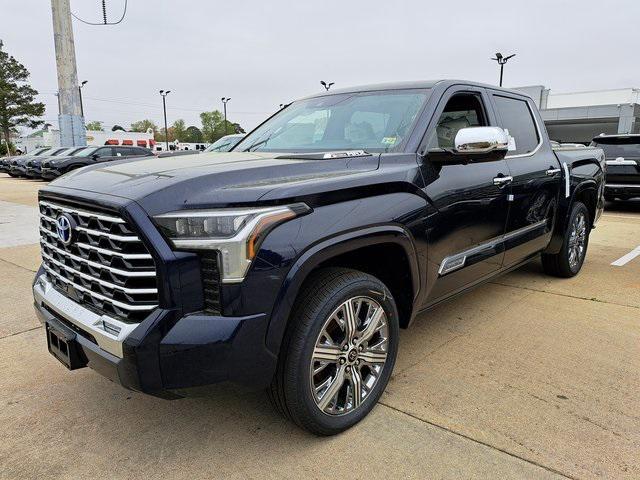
51, 0, 86, 146
221, 97, 230, 135
160, 90, 171, 151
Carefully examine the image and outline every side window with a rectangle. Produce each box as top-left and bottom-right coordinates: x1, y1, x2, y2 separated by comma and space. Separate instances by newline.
492, 95, 539, 156
428, 93, 487, 149
95, 148, 112, 158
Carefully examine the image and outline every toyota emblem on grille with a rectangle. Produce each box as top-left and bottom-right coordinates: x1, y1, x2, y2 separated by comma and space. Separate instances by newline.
55, 213, 76, 245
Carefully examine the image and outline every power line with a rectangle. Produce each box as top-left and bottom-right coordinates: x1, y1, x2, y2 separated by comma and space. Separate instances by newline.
36, 91, 271, 115
71, 0, 128, 26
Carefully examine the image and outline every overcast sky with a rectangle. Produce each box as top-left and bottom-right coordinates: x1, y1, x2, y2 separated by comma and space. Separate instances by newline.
3, 0, 640, 133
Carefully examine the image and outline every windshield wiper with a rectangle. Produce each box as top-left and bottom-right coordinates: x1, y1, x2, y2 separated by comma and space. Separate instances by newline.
244, 134, 273, 152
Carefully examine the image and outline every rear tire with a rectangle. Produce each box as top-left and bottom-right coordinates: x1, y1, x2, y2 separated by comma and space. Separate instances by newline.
542, 201, 590, 278
269, 267, 399, 436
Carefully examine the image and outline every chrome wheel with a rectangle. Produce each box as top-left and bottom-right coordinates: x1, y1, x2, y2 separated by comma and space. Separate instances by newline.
310, 296, 389, 416
568, 212, 587, 269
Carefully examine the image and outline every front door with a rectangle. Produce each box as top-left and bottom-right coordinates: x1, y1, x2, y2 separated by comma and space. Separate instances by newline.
419, 87, 511, 305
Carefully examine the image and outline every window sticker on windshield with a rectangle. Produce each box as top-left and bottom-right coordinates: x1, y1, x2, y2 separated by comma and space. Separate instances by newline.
381, 136, 397, 145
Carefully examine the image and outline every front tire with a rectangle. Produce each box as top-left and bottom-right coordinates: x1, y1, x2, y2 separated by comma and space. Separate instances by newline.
542, 201, 590, 277
269, 268, 399, 435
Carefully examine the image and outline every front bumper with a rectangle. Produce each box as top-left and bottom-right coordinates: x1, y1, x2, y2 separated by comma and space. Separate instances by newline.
41, 168, 61, 179
26, 166, 42, 178
9, 166, 26, 176
33, 272, 276, 395
605, 183, 640, 198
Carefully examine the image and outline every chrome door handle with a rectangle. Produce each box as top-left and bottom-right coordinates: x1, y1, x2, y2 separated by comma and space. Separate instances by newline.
546, 168, 561, 176
493, 175, 513, 186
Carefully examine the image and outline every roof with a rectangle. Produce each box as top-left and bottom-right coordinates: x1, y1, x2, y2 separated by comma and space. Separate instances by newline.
300, 79, 532, 100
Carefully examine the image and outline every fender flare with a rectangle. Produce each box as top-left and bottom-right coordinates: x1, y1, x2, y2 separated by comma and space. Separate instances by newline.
545, 179, 598, 255
265, 225, 420, 354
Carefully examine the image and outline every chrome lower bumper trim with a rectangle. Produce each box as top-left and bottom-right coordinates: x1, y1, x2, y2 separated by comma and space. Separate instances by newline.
33, 274, 140, 358
605, 183, 640, 189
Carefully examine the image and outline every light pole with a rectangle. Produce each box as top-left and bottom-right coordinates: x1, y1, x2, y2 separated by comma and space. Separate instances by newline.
159, 90, 171, 151
320, 80, 334, 91
78, 80, 88, 118
491, 52, 516, 87
221, 97, 231, 135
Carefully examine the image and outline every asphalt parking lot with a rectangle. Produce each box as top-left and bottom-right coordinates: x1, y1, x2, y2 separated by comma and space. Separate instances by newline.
1, 175, 639, 480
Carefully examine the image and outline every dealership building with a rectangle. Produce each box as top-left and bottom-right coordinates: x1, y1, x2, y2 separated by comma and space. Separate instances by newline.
516, 86, 640, 144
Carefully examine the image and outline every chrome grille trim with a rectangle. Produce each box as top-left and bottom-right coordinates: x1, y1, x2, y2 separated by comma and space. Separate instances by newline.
42, 252, 158, 294
40, 226, 151, 259
40, 214, 140, 242
40, 236, 156, 277
75, 242, 152, 260
38, 199, 159, 323
43, 265, 157, 311
39, 200, 125, 223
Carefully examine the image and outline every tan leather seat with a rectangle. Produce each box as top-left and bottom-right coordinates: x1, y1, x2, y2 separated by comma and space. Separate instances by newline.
436, 116, 471, 148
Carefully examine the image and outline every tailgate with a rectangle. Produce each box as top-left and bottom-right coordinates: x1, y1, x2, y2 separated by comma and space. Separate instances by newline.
605, 157, 640, 184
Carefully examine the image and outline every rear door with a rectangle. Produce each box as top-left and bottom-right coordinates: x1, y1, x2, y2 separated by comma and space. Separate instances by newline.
420, 86, 511, 304
490, 92, 560, 266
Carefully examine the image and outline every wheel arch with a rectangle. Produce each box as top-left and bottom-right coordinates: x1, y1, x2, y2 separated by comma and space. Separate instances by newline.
545, 180, 598, 255
265, 226, 421, 355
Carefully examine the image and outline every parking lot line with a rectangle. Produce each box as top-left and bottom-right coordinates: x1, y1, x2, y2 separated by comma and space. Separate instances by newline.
611, 246, 640, 266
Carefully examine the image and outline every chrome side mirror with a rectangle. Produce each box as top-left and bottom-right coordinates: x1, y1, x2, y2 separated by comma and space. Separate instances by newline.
454, 127, 509, 154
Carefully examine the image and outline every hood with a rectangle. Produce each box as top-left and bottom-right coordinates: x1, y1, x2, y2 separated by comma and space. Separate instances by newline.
47, 151, 380, 214
40, 154, 81, 166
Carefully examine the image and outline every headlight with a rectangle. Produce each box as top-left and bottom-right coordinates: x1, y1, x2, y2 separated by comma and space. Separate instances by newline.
154, 203, 310, 282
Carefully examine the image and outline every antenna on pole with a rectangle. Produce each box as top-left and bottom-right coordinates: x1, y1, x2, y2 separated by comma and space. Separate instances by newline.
491, 52, 516, 87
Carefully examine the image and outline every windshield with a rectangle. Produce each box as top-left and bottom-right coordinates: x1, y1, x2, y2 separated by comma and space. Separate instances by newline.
235, 89, 430, 153
204, 135, 243, 152
33, 148, 51, 156
49, 147, 70, 156
592, 140, 640, 158
73, 147, 100, 157
55, 147, 83, 156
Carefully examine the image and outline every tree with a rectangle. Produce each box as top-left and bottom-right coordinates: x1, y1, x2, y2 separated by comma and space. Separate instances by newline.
130, 119, 158, 134
156, 126, 175, 143
85, 120, 103, 131
231, 122, 245, 134
200, 110, 245, 143
172, 119, 186, 142
0, 41, 45, 155
184, 125, 203, 143
112, 124, 126, 132
0, 140, 15, 156
200, 110, 224, 143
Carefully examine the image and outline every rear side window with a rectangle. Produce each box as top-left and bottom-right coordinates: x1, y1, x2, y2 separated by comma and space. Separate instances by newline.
591, 140, 640, 158
493, 95, 539, 156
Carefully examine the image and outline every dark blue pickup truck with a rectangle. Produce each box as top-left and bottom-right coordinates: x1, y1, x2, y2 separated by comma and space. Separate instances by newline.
33, 80, 604, 435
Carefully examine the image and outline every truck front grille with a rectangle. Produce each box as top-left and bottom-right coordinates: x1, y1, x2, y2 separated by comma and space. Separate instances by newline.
38, 200, 158, 323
